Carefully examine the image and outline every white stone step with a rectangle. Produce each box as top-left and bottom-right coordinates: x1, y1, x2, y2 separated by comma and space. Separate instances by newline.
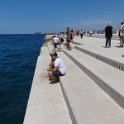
57, 51, 124, 124
23, 46, 72, 124
75, 45, 124, 71
63, 48, 124, 109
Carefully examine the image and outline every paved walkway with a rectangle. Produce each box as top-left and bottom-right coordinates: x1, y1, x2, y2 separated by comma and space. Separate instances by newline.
24, 35, 124, 124
72, 36, 124, 64
23, 45, 72, 124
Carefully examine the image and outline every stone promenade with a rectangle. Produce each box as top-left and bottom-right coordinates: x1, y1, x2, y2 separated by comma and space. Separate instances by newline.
24, 35, 124, 124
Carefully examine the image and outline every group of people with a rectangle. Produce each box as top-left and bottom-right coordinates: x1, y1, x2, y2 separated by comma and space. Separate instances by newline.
47, 27, 75, 83
46, 22, 124, 83
46, 27, 77, 83
50, 27, 75, 51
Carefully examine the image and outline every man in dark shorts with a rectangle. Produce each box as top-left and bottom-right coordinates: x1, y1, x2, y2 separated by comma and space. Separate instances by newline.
47, 52, 65, 82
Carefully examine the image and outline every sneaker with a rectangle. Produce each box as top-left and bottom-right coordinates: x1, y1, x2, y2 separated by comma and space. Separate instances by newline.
50, 80, 59, 83
49, 78, 54, 81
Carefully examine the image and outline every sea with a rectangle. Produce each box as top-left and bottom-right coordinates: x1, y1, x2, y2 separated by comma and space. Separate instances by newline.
0, 34, 45, 124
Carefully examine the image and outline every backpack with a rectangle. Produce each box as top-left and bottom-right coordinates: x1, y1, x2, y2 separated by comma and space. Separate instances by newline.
61, 37, 64, 42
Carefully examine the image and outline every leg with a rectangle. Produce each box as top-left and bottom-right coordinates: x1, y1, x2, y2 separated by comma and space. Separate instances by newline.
59, 43, 61, 50
50, 70, 64, 82
54, 43, 58, 51
81, 34, 83, 38
105, 38, 108, 47
68, 41, 71, 49
109, 38, 111, 47
48, 71, 58, 81
66, 42, 69, 49
120, 37, 123, 47
122, 37, 124, 47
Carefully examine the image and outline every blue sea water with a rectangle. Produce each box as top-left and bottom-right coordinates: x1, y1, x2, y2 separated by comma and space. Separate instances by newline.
0, 34, 45, 124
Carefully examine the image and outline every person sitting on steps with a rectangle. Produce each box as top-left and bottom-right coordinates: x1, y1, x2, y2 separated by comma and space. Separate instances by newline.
47, 52, 65, 83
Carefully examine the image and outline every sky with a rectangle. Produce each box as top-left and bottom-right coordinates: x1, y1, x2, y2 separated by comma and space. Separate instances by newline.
0, 0, 124, 34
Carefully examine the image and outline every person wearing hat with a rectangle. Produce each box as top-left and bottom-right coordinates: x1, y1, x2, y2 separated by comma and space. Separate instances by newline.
47, 52, 65, 82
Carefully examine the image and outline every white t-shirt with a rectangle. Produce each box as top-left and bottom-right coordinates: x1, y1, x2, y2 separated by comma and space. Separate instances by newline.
53, 37, 60, 43
80, 30, 83, 34
90, 31, 92, 33
54, 58, 65, 74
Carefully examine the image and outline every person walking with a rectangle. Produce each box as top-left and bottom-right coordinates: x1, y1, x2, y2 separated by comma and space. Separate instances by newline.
119, 21, 124, 47
80, 29, 83, 38
66, 27, 72, 49
105, 21, 113, 47
52, 35, 60, 51
89, 30, 92, 37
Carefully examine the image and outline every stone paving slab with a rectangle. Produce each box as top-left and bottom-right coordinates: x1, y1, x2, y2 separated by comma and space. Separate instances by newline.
63, 48, 124, 109
58, 51, 124, 124
24, 35, 124, 124
73, 36, 124, 64
23, 46, 72, 124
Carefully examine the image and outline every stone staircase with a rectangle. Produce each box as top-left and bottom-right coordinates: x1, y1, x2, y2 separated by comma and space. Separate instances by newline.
58, 41, 124, 124
24, 36, 124, 124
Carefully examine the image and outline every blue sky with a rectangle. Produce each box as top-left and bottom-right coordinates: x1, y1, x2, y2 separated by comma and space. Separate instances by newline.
0, 0, 124, 34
